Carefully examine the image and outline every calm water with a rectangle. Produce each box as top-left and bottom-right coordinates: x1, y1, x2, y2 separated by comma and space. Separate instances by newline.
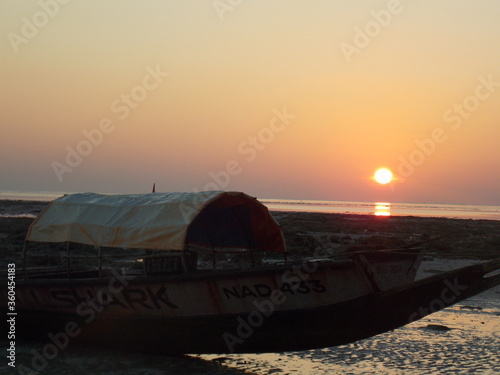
1, 191, 499, 220
262, 199, 500, 221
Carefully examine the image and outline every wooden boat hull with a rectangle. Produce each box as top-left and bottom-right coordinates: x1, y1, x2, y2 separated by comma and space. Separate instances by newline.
3, 257, 499, 354
9, 258, 499, 354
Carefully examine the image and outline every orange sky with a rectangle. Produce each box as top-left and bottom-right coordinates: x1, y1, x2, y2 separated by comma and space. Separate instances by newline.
1, 1, 499, 204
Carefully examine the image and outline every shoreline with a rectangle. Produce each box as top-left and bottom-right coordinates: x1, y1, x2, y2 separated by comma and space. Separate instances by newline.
1, 198, 500, 221
1, 196, 499, 221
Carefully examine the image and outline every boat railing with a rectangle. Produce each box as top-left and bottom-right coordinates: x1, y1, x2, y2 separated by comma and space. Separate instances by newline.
185, 243, 287, 270
21, 240, 286, 280
22, 242, 149, 280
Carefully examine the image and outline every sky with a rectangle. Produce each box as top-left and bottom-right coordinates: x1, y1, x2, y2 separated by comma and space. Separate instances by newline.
1, 0, 499, 205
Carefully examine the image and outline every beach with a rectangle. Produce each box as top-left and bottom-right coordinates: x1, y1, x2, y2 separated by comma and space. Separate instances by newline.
1, 200, 499, 374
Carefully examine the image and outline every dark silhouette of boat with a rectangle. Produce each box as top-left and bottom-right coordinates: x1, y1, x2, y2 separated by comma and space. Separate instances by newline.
2, 191, 499, 354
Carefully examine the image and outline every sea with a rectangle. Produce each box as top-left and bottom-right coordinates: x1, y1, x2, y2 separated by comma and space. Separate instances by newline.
1, 191, 500, 221
1, 191, 499, 374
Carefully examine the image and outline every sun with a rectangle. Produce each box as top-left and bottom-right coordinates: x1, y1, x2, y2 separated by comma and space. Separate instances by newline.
374, 168, 393, 184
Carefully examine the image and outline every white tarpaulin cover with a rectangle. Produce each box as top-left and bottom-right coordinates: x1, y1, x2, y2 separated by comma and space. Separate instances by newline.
26, 191, 286, 252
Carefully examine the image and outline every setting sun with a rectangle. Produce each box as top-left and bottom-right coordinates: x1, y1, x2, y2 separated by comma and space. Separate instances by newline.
374, 168, 393, 184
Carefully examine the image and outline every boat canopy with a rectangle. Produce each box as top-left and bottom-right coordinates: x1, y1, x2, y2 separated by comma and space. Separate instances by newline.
26, 191, 286, 252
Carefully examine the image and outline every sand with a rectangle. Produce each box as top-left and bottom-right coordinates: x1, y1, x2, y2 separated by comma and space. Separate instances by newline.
273, 211, 500, 261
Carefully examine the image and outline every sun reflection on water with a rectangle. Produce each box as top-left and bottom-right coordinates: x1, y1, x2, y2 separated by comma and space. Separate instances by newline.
374, 202, 391, 216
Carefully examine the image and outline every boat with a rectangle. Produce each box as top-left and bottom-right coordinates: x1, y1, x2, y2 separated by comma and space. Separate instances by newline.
2, 191, 499, 354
